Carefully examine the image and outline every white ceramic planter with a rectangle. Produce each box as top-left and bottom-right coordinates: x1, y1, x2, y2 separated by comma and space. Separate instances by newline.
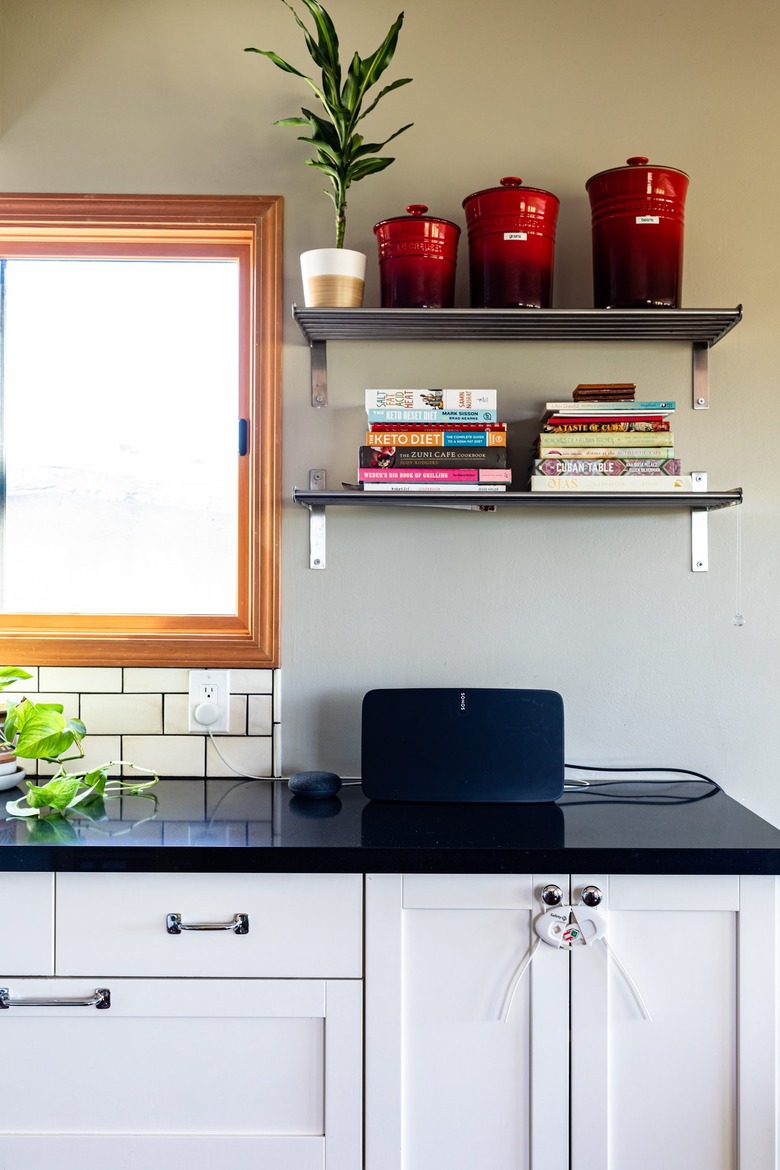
300, 248, 366, 307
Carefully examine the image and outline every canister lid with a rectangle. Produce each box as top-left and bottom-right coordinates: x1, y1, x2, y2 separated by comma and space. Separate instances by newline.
373, 204, 460, 233
586, 156, 689, 189
462, 176, 559, 206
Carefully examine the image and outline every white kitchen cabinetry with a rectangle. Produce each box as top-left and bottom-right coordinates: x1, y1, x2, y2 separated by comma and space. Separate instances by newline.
365, 872, 779, 1170
0, 872, 363, 1170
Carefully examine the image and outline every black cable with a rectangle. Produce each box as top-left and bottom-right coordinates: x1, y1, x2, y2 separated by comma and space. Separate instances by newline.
561, 762, 721, 804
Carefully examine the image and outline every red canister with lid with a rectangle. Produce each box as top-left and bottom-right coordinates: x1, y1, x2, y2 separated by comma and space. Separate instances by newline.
373, 204, 461, 308
462, 176, 560, 308
586, 156, 689, 308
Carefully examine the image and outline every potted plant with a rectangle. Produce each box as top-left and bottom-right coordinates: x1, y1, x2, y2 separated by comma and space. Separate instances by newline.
0, 667, 158, 819
245, 0, 413, 307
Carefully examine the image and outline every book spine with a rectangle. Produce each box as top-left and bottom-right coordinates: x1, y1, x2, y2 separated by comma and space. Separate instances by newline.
544, 401, 676, 412
533, 458, 681, 476
362, 483, 508, 493
530, 475, 693, 492
541, 420, 671, 433
359, 468, 512, 484
366, 430, 507, 447
359, 446, 507, 468
536, 432, 674, 448
537, 446, 674, 459
368, 408, 499, 423
365, 389, 497, 411
369, 422, 505, 431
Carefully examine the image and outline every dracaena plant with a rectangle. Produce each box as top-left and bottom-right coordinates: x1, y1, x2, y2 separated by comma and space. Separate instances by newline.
0, 667, 158, 819
246, 0, 412, 248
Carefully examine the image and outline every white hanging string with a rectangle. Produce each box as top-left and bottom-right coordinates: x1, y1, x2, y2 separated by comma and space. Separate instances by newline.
599, 936, 653, 1022
500, 937, 541, 1022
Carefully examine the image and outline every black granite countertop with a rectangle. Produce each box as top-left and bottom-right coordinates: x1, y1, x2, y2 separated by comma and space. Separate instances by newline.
1, 776, 780, 874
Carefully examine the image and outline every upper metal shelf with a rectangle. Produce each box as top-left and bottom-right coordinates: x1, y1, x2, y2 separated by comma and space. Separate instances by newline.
292, 304, 743, 409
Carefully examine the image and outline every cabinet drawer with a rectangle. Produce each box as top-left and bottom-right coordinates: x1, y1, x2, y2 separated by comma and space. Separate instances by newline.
0, 872, 54, 975
55, 872, 363, 977
0, 976, 362, 1170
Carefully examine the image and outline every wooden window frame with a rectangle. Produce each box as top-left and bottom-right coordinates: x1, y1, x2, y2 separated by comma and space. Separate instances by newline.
0, 193, 282, 667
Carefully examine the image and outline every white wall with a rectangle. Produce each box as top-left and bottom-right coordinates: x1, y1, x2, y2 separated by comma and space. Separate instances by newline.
2, 0, 778, 820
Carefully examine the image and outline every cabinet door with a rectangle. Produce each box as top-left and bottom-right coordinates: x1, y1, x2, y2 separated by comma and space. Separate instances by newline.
0, 976, 361, 1170
570, 873, 779, 1170
365, 873, 570, 1170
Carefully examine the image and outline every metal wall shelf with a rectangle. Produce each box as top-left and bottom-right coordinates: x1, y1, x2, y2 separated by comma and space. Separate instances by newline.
293, 474, 743, 572
293, 304, 743, 409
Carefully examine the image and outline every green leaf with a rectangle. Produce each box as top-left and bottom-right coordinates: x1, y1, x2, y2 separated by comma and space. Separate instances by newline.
351, 123, 413, 158
24, 775, 81, 811
15, 708, 78, 760
0, 667, 32, 692
346, 156, 396, 182
357, 77, 412, 122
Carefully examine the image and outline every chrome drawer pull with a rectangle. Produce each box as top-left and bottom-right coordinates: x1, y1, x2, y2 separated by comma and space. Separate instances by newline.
0, 987, 111, 1010
166, 912, 249, 935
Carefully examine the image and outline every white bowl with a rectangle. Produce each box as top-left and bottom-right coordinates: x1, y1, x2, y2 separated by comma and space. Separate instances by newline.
0, 767, 26, 792
0, 759, 19, 777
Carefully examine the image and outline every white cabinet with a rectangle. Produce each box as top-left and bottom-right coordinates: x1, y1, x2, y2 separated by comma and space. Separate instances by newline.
0, 872, 363, 1170
365, 872, 779, 1170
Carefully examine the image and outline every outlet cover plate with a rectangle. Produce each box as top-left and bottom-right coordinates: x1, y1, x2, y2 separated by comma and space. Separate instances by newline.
188, 669, 231, 733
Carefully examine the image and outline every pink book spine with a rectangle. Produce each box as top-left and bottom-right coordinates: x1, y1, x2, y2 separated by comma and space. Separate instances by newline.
358, 468, 512, 483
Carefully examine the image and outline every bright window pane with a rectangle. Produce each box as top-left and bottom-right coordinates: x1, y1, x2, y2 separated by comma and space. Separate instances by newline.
1, 258, 239, 614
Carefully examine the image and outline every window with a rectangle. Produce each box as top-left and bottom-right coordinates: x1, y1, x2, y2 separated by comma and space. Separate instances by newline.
0, 194, 282, 666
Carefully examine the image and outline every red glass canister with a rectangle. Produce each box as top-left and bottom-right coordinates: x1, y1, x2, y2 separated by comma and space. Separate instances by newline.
462, 176, 560, 308
373, 204, 461, 308
586, 156, 689, 308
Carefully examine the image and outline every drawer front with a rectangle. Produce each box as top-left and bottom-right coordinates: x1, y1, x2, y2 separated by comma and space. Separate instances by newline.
0, 976, 362, 1170
0, 872, 54, 975
55, 872, 363, 977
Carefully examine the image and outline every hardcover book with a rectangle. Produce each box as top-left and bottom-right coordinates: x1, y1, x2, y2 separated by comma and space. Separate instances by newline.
366, 429, 507, 447
530, 475, 693, 493
541, 418, 671, 433
359, 445, 507, 468
356, 483, 508, 493
535, 431, 673, 448
358, 468, 512, 484
366, 389, 497, 411
537, 446, 674, 459
543, 401, 675, 414
533, 458, 681, 476
367, 408, 498, 424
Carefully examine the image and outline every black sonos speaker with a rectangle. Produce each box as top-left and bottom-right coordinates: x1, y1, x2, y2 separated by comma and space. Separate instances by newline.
361, 687, 564, 803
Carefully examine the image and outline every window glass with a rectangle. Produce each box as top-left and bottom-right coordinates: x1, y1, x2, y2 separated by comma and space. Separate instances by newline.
0, 195, 282, 665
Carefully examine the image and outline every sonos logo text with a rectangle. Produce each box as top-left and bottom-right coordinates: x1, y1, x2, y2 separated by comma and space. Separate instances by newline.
460, 692, 467, 711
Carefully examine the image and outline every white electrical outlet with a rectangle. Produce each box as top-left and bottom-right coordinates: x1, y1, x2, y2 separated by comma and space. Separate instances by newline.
188, 669, 231, 733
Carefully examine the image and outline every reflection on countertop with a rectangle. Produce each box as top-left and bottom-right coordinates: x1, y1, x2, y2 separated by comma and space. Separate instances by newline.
1, 777, 780, 875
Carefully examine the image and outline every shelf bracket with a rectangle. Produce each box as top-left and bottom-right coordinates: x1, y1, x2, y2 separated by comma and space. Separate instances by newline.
307, 469, 327, 568
691, 471, 708, 571
692, 343, 709, 410
310, 340, 327, 407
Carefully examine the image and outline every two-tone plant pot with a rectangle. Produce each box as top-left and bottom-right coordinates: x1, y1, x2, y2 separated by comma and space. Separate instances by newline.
300, 248, 366, 307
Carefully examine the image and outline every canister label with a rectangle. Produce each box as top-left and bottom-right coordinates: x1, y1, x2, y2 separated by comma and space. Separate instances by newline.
504, 231, 528, 240
635, 215, 660, 224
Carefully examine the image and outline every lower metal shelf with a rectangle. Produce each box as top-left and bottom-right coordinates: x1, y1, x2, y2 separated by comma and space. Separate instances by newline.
293, 474, 742, 572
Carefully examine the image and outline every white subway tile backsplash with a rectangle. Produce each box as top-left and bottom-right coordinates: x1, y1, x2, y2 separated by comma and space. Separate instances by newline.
123, 668, 191, 693
7, 666, 280, 784
122, 735, 206, 777
229, 669, 273, 694
39, 667, 122, 693
206, 735, 273, 778
248, 695, 273, 736
81, 693, 163, 735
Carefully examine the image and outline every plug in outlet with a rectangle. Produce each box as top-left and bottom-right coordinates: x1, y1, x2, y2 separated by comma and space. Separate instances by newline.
188, 669, 231, 733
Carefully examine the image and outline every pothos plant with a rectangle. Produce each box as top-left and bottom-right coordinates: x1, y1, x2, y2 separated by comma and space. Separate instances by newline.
0, 667, 158, 819
245, 0, 413, 248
